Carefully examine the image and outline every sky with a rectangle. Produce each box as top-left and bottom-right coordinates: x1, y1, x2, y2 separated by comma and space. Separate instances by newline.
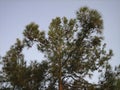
0, 0, 120, 83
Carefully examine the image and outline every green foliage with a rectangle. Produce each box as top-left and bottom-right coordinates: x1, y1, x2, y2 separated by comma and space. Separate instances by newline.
1, 7, 115, 90
2, 39, 48, 90
98, 64, 120, 90
76, 7, 103, 34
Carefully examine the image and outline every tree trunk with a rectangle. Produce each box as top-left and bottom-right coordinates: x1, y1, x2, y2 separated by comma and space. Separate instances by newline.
58, 46, 63, 90
59, 65, 63, 90
59, 81, 63, 90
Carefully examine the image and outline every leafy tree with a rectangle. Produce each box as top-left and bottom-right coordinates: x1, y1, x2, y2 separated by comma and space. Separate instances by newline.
2, 39, 48, 90
22, 7, 113, 90
1, 6, 115, 90
98, 64, 120, 90
2, 39, 26, 89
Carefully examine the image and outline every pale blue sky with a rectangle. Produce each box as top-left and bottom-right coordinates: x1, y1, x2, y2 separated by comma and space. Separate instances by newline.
0, 0, 120, 83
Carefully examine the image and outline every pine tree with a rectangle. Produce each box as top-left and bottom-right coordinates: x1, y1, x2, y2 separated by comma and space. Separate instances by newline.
2, 39, 48, 90
22, 7, 113, 89
1, 7, 114, 90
